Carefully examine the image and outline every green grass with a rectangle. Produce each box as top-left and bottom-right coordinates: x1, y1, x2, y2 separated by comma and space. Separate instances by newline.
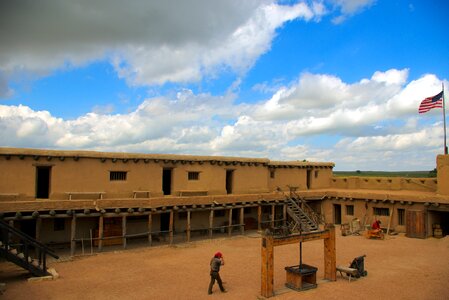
333, 170, 436, 178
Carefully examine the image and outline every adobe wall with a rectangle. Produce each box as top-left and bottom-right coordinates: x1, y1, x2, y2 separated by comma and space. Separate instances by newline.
313, 168, 333, 189
330, 176, 437, 192
0, 157, 36, 200
0, 148, 336, 202
268, 167, 333, 192
231, 165, 270, 194
269, 168, 307, 191
437, 154, 449, 195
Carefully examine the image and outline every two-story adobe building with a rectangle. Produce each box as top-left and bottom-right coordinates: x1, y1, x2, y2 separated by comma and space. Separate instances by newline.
0, 147, 448, 256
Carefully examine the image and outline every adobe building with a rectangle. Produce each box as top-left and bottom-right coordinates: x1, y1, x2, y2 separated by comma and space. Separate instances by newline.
0, 147, 448, 256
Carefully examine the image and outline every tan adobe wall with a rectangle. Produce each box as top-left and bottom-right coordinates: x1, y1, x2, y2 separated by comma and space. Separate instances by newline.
231, 165, 270, 194
0, 148, 335, 201
269, 168, 307, 191
330, 176, 437, 192
0, 157, 36, 200
53, 158, 162, 199
437, 154, 449, 195
313, 168, 333, 189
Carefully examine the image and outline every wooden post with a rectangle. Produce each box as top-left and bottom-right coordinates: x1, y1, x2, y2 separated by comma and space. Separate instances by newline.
258, 206, 262, 231
35, 218, 42, 258
271, 205, 275, 228
70, 215, 76, 256
148, 213, 152, 246
209, 209, 214, 238
261, 235, 274, 298
187, 210, 191, 242
122, 215, 127, 249
323, 224, 337, 281
283, 204, 287, 227
240, 207, 244, 235
169, 210, 174, 245
228, 208, 233, 236
98, 215, 104, 251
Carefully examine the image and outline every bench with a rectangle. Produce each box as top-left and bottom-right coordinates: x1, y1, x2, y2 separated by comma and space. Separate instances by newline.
66, 192, 105, 200
133, 191, 151, 198
336, 265, 359, 282
0, 193, 19, 199
178, 190, 208, 197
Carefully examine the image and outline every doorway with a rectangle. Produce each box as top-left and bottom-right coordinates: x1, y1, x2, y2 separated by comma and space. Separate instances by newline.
160, 213, 170, 233
162, 169, 172, 195
18, 219, 37, 239
333, 204, 342, 225
36, 166, 51, 199
226, 170, 234, 194
306, 169, 312, 189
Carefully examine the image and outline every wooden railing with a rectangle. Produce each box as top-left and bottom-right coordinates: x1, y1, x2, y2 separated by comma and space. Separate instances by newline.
0, 219, 59, 277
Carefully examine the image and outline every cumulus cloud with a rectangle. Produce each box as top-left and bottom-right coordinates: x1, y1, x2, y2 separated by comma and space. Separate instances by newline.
1, 69, 445, 170
0, 0, 326, 92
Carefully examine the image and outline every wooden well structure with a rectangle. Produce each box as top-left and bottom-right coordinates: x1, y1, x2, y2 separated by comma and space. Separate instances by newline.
260, 224, 336, 298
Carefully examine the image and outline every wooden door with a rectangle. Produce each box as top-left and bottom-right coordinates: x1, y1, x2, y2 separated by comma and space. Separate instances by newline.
406, 210, 427, 238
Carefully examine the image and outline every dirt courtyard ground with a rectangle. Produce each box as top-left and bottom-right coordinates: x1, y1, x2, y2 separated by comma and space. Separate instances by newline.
1, 231, 449, 300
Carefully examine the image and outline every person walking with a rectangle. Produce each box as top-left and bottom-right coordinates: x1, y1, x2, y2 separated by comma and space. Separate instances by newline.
208, 251, 226, 294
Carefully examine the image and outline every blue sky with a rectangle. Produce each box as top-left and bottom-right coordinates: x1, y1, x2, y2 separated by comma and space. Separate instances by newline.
1, 0, 448, 171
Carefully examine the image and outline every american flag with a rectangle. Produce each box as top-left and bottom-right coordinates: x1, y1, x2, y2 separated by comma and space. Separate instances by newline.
418, 91, 444, 114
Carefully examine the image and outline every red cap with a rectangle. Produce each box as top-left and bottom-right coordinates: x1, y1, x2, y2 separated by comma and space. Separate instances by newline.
214, 252, 222, 258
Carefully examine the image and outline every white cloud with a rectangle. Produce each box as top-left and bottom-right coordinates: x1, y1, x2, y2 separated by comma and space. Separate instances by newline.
0, 0, 325, 92
0, 69, 445, 171
329, 0, 376, 24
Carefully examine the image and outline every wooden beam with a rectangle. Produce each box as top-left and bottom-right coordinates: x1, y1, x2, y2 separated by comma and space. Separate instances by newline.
187, 210, 191, 242
271, 205, 275, 228
122, 215, 127, 249
35, 217, 42, 241
228, 208, 233, 236
70, 215, 76, 256
240, 207, 244, 235
209, 210, 214, 238
272, 230, 330, 247
323, 224, 336, 281
148, 213, 152, 246
98, 215, 104, 251
283, 204, 287, 227
35, 218, 42, 258
257, 205, 262, 231
169, 210, 174, 245
261, 236, 274, 298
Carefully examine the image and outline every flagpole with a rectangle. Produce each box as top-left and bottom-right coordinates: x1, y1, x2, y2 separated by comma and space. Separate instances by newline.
443, 82, 447, 154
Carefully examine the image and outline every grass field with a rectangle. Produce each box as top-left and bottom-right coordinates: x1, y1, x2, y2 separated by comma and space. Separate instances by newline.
333, 170, 436, 178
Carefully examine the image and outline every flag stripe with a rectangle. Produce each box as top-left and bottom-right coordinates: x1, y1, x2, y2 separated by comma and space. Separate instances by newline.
418, 91, 444, 114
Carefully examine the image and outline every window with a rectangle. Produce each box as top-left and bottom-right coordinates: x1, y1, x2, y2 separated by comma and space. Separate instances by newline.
270, 170, 275, 179
373, 207, 390, 217
315, 170, 319, 178
244, 207, 252, 214
188, 171, 200, 180
398, 209, 405, 225
53, 218, 65, 231
346, 205, 354, 216
110, 171, 127, 181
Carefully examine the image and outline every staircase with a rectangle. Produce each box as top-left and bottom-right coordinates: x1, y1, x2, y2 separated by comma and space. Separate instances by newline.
0, 219, 59, 277
285, 196, 325, 234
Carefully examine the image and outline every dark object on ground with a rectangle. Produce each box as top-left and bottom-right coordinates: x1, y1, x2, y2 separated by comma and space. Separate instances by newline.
349, 255, 368, 278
